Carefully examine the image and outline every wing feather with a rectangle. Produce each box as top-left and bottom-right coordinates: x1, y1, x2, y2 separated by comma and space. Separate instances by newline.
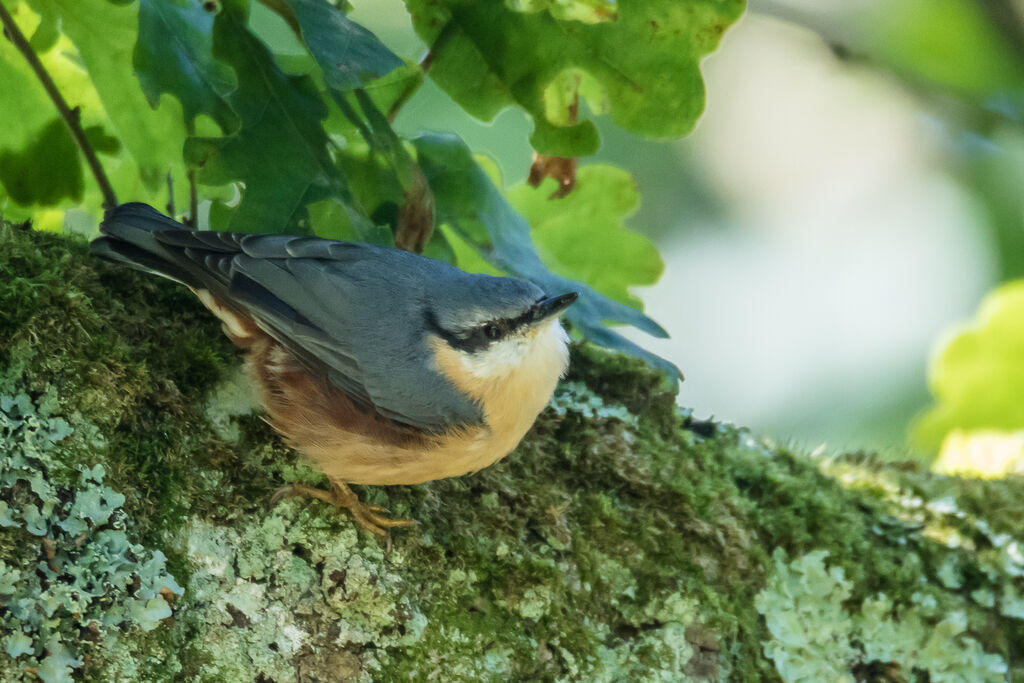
94, 203, 483, 432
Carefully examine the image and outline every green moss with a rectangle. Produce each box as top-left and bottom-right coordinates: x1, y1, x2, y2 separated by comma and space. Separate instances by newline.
0, 221, 237, 538
2, 221, 1023, 681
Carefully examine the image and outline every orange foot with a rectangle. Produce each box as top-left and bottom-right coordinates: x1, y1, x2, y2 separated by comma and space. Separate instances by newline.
273, 480, 417, 537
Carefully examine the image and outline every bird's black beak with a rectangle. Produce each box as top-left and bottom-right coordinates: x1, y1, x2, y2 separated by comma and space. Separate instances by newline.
531, 292, 579, 322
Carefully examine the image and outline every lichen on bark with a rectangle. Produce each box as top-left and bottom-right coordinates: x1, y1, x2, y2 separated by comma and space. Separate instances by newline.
1, 220, 1022, 681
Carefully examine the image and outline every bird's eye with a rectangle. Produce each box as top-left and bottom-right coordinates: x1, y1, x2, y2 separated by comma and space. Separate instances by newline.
483, 323, 501, 340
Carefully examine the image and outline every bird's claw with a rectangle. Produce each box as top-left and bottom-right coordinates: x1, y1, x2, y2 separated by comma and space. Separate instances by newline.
272, 482, 417, 538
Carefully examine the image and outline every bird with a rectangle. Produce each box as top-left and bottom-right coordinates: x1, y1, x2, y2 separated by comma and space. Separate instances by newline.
91, 203, 578, 536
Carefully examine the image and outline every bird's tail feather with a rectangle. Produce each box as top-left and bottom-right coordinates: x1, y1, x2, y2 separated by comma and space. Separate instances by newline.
91, 202, 202, 287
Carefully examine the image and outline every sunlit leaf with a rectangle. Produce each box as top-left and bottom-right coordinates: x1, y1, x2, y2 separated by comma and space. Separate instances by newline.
363, 63, 424, 116
914, 281, 1024, 451
403, 0, 744, 156
414, 133, 680, 380
506, 0, 617, 25
26, 0, 189, 184
507, 165, 662, 309
0, 8, 113, 213
307, 193, 394, 246
26, 0, 58, 51
932, 429, 1024, 479
184, 0, 341, 233
0, 4, 58, 159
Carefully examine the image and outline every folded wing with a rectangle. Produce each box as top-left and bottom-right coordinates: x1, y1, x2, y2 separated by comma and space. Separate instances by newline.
93, 203, 483, 433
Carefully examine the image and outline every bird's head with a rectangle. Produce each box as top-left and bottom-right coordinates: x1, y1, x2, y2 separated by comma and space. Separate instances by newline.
424, 275, 578, 383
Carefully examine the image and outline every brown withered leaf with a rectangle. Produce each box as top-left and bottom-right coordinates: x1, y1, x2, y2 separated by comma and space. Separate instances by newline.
394, 167, 435, 253
527, 154, 576, 199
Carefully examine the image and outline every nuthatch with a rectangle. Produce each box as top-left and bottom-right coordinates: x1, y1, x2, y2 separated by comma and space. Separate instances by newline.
92, 203, 578, 535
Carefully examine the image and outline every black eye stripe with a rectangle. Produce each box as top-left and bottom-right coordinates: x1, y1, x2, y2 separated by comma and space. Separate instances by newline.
424, 307, 537, 354
424, 310, 492, 352
489, 307, 542, 336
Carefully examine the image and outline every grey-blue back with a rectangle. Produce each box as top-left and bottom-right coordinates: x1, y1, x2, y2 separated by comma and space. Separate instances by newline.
91, 203, 545, 433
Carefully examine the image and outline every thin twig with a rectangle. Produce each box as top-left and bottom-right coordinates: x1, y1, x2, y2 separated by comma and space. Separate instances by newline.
187, 168, 198, 228
186, 120, 198, 227
0, 2, 118, 208
166, 173, 175, 217
331, 89, 374, 143
385, 71, 423, 123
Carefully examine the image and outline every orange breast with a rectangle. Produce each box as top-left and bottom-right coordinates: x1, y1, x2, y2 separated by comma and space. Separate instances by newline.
197, 281, 570, 486
260, 322, 568, 486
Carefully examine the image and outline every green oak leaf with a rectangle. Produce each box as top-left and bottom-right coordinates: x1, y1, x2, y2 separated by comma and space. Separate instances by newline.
83, 125, 122, 155
414, 133, 680, 380
0, 118, 83, 206
363, 63, 424, 116
289, 0, 441, 255
282, 0, 403, 91
307, 196, 393, 246
286, 0, 427, 242
530, 119, 600, 158
506, 165, 662, 309
134, 0, 238, 130
403, 0, 744, 156
26, 0, 189, 185
914, 281, 1024, 451
332, 144, 405, 239
0, 2, 172, 224
184, 0, 342, 233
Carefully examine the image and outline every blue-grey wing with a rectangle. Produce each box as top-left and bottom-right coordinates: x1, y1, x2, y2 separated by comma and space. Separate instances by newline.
226, 252, 485, 433
95, 203, 483, 433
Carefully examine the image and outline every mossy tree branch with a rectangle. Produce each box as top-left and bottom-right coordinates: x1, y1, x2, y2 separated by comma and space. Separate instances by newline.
0, 2, 118, 209
3, 224, 1023, 681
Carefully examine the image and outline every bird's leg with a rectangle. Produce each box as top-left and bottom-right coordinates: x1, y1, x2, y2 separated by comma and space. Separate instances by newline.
273, 480, 417, 537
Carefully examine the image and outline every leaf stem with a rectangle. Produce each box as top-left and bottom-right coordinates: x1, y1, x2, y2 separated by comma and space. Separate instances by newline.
184, 167, 198, 227
386, 21, 454, 122
331, 90, 374, 143
0, 1, 117, 208
186, 120, 198, 227
386, 70, 424, 123
166, 173, 175, 217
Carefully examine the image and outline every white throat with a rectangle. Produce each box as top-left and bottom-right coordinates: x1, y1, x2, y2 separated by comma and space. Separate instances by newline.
458, 318, 570, 382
